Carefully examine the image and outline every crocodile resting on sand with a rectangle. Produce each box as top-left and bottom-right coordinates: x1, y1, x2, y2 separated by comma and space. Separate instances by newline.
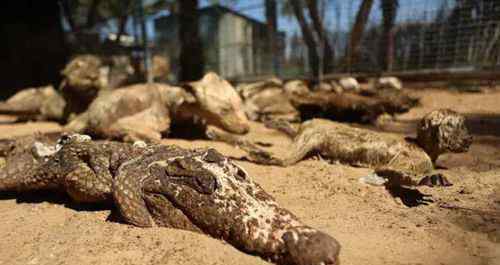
260, 109, 472, 175
0, 134, 340, 265
64, 72, 250, 142
0, 72, 250, 143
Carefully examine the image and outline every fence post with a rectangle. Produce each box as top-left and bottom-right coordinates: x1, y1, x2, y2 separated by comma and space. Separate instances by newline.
265, 0, 279, 76
138, 0, 153, 83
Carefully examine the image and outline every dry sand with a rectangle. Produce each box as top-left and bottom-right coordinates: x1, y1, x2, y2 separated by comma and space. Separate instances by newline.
0, 88, 499, 265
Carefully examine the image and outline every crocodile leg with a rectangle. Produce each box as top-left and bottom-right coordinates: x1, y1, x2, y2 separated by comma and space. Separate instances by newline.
113, 170, 153, 227
143, 192, 201, 232
282, 131, 323, 166
63, 162, 113, 203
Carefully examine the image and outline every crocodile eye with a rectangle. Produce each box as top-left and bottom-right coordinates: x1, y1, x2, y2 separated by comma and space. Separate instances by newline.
234, 165, 247, 180
203, 148, 225, 163
57, 135, 70, 145
195, 174, 218, 194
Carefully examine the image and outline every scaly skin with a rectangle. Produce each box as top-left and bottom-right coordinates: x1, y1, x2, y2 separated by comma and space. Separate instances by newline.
237, 78, 300, 122
64, 83, 183, 142
416, 109, 472, 163
64, 72, 250, 142
0, 134, 59, 191
282, 118, 435, 174
260, 110, 472, 176
115, 145, 340, 265
0, 134, 148, 202
0, 135, 340, 265
0, 86, 66, 121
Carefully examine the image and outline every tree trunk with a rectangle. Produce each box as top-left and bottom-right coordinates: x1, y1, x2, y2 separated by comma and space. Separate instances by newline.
60, 0, 77, 33
289, 0, 320, 76
86, 0, 102, 29
115, 16, 129, 45
346, 0, 374, 69
382, 28, 396, 71
265, 0, 279, 74
115, 0, 132, 44
305, 0, 335, 72
380, 0, 398, 71
0, 0, 69, 98
178, 0, 204, 82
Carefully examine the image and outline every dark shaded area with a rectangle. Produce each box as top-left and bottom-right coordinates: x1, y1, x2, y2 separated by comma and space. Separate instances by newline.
178, 0, 204, 82
0, 190, 111, 212
465, 113, 500, 137
0, 0, 68, 99
417, 173, 452, 187
297, 104, 375, 123
105, 209, 130, 225
385, 185, 433, 207
0, 190, 66, 204
292, 90, 418, 123
167, 119, 208, 140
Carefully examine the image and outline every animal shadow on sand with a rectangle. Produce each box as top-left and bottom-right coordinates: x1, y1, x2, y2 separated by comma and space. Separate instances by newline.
0, 190, 113, 212
385, 185, 434, 207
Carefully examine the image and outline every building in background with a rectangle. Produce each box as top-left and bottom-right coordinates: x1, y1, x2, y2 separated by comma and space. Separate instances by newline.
154, 4, 285, 80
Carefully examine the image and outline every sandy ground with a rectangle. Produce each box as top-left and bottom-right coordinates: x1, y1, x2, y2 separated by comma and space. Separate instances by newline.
0, 88, 499, 265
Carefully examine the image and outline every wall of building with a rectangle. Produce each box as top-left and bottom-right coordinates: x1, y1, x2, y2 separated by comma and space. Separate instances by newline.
153, 6, 283, 80
218, 13, 254, 78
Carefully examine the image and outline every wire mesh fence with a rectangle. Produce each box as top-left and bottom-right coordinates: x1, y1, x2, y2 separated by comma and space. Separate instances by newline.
60, 0, 500, 82
198, 0, 500, 81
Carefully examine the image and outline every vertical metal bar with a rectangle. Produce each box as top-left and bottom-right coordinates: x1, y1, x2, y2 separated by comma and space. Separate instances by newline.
348, 0, 353, 73
138, 0, 153, 83
318, 0, 325, 82
265, 0, 279, 76
452, 0, 461, 68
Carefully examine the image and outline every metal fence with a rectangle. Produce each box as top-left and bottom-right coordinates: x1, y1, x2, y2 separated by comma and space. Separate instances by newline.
204, 0, 500, 81
62, 0, 500, 82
